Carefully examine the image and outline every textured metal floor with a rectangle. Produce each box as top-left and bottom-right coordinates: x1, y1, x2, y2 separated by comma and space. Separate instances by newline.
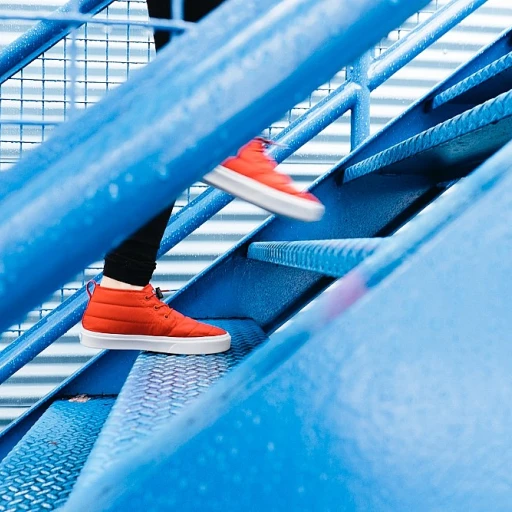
0, 397, 114, 512
73, 319, 268, 490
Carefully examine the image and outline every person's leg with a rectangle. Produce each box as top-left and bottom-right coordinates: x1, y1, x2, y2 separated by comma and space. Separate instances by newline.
102, 0, 226, 291
81, 0, 230, 355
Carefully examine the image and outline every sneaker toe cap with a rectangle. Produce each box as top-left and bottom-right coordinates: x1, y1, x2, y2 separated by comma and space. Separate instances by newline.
185, 321, 228, 338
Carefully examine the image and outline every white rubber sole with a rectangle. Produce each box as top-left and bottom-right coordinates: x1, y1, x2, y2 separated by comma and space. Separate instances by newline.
80, 326, 231, 355
203, 165, 325, 222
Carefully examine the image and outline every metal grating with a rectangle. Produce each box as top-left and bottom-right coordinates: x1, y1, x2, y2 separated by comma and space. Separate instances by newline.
0, 397, 114, 511
0, 0, 511, 429
75, 319, 268, 489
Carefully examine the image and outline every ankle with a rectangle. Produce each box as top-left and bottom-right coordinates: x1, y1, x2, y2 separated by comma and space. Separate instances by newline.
101, 276, 146, 291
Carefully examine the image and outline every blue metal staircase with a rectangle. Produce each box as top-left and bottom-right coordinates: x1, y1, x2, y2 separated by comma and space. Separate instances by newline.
0, 0, 511, 510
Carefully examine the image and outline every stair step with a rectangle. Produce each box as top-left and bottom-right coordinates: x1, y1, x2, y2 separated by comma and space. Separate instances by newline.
0, 397, 114, 511
344, 88, 512, 182
432, 51, 512, 109
248, 239, 384, 277
71, 319, 268, 490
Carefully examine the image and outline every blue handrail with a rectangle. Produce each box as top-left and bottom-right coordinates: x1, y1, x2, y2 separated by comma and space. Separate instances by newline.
0, 0, 488, 384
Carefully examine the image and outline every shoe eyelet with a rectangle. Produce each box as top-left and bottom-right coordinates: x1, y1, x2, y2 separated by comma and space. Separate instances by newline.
154, 305, 159, 310
145, 296, 150, 300
164, 315, 169, 319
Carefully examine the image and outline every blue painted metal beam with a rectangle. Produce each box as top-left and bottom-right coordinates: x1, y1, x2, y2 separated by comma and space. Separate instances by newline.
368, 0, 489, 89
0, 0, 259, 201
0, 0, 474, 196
62, 133, 512, 512
0, 0, 431, 333
270, 0, 489, 163
0, 0, 114, 86
248, 238, 384, 277
349, 52, 372, 149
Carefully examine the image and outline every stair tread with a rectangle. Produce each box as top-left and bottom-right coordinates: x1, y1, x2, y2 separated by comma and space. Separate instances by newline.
248, 238, 384, 277
72, 319, 268, 490
0, 397, 114, 511
432, 51, 512, 109
345, 88, 512, 182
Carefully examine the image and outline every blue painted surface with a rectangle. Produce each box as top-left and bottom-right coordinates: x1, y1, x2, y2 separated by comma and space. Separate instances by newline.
270, 0, 487, 163
74, 320, 268, 489
0, 398, 114, 511
0, 0, 485, 386
248, 238, 384, 277
353, 27, 512, 163
0, 0, 275, 200
349, 52, 372, 149
0, 350, 137, 461
0, 0, 114, 85
63, 136, 512, 512
3, 3, 512, 510
368, 0, 488, 89
344, 88, 512, 182
432, 50, 512, 109
170, 173, 433, 330
0, 0, 430, 333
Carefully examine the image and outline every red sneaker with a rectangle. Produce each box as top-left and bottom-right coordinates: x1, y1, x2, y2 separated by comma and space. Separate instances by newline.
80, 283, 230, 355
203, 138, 325, 222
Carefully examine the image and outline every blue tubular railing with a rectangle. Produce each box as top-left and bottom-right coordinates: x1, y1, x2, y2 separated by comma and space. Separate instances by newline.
0, 0, 433, 333
0, 0, 488, 384
271, 0, 489, 161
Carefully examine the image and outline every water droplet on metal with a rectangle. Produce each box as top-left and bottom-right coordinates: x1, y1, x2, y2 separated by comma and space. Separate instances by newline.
109, 183, 119, 200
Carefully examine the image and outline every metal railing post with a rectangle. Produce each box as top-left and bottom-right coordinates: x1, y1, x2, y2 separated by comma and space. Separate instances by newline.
172, 0, 184, 20
349, 51, 372, 149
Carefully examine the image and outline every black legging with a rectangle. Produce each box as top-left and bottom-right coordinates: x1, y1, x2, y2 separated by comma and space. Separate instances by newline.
103, 0, 225, 286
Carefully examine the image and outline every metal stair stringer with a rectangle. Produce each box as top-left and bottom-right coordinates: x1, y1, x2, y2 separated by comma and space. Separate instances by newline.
62, 131, 512, 512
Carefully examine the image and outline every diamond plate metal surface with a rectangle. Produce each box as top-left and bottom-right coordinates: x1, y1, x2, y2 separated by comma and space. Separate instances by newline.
74, 319, 268, 489
0, 397, 114, 512
345, 88, 512, 181
433, 51, 512, 109
248, 238, 384, 277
